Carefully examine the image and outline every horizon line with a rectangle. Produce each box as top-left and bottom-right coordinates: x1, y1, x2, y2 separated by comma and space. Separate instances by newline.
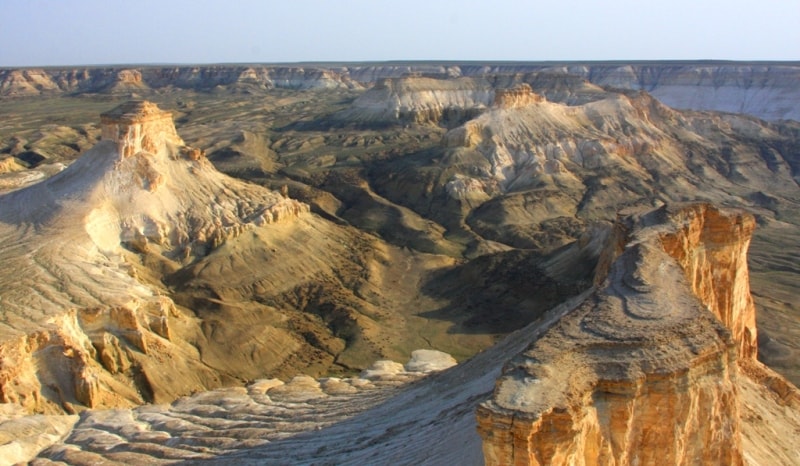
3, 59, 800, 70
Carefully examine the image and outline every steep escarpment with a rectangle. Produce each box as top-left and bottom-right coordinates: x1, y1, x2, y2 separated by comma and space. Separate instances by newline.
572, 63, 800, 121
659, 204, 758, 360
336, 75, 494, 125
476, 204, 797, 465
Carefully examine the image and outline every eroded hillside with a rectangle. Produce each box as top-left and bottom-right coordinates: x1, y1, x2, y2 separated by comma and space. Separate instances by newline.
0, 65, 799, 464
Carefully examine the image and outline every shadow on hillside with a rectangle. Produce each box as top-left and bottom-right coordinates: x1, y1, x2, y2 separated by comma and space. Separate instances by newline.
417, 239, 600, 335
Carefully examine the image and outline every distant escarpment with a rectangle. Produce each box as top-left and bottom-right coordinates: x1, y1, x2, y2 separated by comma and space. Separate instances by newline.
477, 204, 796, 465
335, 75, 495, 126
0, 66, 361, 96
3, 62, 799, 121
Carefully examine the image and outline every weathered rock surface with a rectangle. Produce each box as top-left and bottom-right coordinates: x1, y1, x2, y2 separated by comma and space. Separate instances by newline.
0, 101, 309, 414
28, 352, 457, 465
0, 66, 361, 96
476, 204, 798, 466
493, 83, 545, 109
0, 205, 785, 465
659, 204, 758, 360
0, 403, 77, 464
337, 75, 494, 125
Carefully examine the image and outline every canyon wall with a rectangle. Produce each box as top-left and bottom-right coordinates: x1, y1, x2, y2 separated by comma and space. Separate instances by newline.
659, 204, 758, 360
476, 204, 756, 465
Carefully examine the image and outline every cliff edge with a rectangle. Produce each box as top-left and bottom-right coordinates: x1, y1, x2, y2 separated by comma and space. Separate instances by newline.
477, 204, 799, 465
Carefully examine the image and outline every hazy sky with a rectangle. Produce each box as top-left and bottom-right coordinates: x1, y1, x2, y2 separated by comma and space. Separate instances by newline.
1, 0, 798, 66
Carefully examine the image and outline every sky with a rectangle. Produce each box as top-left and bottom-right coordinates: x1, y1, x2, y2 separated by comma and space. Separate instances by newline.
1, 0, 798, 67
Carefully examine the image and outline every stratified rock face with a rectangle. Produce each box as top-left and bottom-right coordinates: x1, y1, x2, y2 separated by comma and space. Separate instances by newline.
337, 75, 494, 125
476, 204, 750, 466
2, 63, 799, 120
493, 83, 544, 109
100, 100, 182, 158
659, 204, 758, 360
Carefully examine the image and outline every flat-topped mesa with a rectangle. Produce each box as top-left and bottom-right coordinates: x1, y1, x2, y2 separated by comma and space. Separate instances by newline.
477, 204, 756, 466
100, 100, 184, 158
493, 83, 544, 109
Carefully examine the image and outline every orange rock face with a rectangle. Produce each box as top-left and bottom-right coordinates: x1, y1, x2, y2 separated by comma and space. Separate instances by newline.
100, 100, 184, 158
493, 83, 544, 109
659, 204, 757, 360
477, 204, 753, 465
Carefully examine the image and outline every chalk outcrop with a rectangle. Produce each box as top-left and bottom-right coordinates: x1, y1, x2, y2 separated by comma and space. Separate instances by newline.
338, 75, 494, 125
100, 100, 181, 158
659, 204, 758, 360
475, 204, 788, 466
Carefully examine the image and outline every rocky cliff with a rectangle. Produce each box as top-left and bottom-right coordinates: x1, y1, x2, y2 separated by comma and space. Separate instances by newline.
493, 83, 545, 109
659, 204, 758, 360
475, 204, 793, 466
336, 75, 494, 125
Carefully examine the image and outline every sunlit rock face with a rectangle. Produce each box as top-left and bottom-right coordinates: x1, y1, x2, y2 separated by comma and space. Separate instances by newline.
337, 75, 495, 125
100, 100, 183, 158
659, 204, 757, 360
493, 83, 544, 109
476, 204, 752, 466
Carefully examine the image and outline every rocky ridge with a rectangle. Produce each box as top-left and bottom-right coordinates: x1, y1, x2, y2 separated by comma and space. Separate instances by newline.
476, 204, 797, 465
17, 350, 456, 465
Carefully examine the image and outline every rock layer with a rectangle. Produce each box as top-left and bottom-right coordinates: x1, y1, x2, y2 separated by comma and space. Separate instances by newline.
338, 75, 494, 125
476, 204, 757, 466
493, 83, 544, 109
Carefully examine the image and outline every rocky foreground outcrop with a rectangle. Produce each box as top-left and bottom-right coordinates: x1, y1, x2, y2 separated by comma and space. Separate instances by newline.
476, 204, 797, 465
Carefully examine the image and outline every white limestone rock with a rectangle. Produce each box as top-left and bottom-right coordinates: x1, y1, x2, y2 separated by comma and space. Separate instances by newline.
405, 349, 458, 373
